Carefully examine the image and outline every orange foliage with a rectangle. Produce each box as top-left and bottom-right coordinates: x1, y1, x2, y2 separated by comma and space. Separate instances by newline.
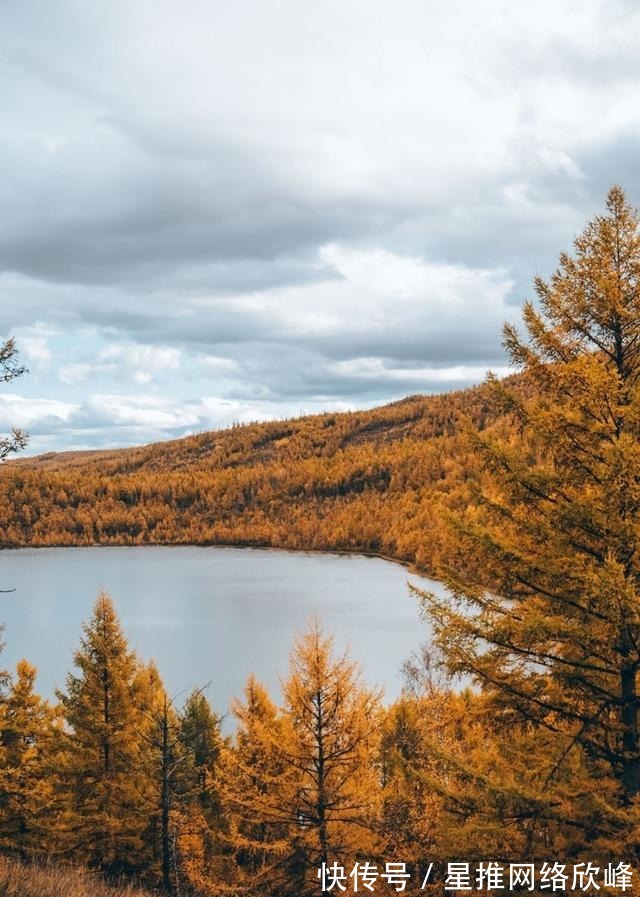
0, 387, 503, 574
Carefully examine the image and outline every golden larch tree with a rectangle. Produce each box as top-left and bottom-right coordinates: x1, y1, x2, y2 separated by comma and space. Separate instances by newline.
0, 660, 56, 857
221, 622, 383, 896
56, 592, 149, 875
419, 186, 640, 854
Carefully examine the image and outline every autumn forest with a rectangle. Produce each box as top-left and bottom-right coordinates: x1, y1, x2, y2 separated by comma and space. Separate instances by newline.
2, 188, 640, 895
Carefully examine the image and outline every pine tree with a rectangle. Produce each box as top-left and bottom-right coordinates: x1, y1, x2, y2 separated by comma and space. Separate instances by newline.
56, 592, 148, 875
418, 186, 640, 852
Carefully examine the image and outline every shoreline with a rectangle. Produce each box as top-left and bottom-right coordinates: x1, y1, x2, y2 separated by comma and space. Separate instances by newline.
0, 539, 434, 581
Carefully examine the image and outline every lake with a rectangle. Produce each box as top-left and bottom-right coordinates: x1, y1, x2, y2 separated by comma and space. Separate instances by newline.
0, 546, 442, 720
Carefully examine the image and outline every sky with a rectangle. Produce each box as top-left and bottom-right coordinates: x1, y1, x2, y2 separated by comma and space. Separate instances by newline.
2, 0, 640, 453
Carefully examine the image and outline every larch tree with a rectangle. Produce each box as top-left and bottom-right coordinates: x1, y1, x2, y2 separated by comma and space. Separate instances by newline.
418, 186, 640, 851
0, 660, 56, 857
222, 623, 383, 897
380, 683, 454, 869
133, 665, 225, 895
179, 687, 224, 824
0, 337, 46, 850
0, 337, 27, 463
281, 619, 382, 889
135, 660, 185, 894
218, 674, 292, 896
56, 592, 148, 875
0, 338, 27, 594
169, 688, 225, 895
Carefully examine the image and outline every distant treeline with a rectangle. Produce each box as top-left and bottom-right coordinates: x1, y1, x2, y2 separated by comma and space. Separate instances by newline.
0, 386, 502, 574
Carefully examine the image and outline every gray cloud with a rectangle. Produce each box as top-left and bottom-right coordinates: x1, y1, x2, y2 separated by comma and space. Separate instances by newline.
1, 0, 640, 450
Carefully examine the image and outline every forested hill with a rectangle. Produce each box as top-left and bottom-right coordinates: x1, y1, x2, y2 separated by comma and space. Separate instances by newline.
0, 383, 503, 573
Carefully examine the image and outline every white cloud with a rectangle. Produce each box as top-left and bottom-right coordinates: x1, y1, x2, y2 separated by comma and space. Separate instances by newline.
330, 358, 513, 383
58, 344, 181, 386
99, 343, 181, 370
0, 394, 79, 429
80, 343, 184, 388
20, 336, 51, 364
200, 355, 240, 373
536, 147, 585, 180
12, 323, 60, 366
199, 243, 516, 360
191, 396, 273, 428
86, 394, 198, 429
59, 362, 95, 384
3, 0, 640, 452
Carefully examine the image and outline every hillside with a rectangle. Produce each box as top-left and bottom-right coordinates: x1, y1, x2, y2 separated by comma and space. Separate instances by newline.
0, 383, 504, 573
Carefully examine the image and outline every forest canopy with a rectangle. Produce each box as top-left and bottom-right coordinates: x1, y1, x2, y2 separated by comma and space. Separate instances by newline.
0, 380, 498, 575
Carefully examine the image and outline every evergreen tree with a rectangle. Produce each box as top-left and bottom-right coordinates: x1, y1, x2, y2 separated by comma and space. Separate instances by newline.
419, 186, 640, 852
56, 592, 148, 875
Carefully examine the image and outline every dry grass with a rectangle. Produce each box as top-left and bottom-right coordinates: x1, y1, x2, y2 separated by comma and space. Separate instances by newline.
0, 855, 153, 897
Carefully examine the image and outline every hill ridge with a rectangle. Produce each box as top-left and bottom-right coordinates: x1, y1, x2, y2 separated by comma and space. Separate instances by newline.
0, 382, 500, 573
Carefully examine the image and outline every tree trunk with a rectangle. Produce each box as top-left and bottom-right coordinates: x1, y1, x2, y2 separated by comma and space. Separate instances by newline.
161, 700, 172, 894
315, 689, 329, 892
620, 633, 639, 804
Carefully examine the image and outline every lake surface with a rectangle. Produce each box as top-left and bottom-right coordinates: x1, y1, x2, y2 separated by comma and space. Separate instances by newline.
0, 546, 442, 720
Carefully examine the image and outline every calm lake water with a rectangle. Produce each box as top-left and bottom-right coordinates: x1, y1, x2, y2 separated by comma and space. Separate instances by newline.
0, 546, 441, 719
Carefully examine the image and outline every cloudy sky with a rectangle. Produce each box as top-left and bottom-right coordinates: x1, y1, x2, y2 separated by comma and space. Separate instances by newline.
1, 0, 640, 453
